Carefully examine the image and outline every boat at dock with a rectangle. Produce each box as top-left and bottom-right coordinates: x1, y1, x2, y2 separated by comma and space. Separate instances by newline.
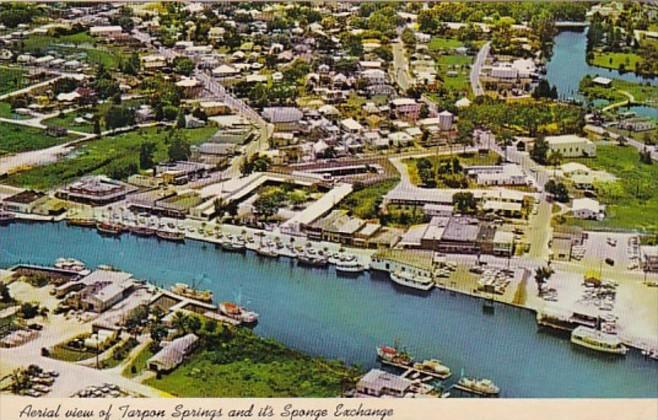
67, 218, 96, 227
219, 301, 259, 324
377, 345, 413, 366
155, 229, 185, 242
335, 255, 366, 275
298, 249, 328, 267
96, 221, 123, 236
570, 326, 627, 355
455, 377, 500, 396
128, 225, 155, 237
54, 258, 86, 272
0, 212, 15, 225
170, 282, 213, 303
390, 271, 434, 291
222, 236, 246, 252
256, 246, 279, 258
413, 359, 452, 379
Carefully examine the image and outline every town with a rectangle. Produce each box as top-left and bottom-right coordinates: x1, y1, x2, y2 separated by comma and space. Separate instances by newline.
0, 1, 657, 400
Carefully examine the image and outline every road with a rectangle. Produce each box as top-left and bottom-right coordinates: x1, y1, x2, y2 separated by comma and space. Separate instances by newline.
470, 41, 490, 97
391, 41, 413, 93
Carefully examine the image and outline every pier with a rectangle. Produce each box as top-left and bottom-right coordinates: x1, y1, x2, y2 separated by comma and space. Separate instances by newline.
379, 359, 451, 381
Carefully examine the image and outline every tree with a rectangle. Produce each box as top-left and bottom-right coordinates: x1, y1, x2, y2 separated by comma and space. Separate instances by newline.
534, 266, 554, 295
175, 110, 186, 128
172, 311, 189, 333
139, 141, 156, 169
173, 56, 195, 76
0, 282, 13, 303
531, 135, 549, 165
103, 105, 135, 131
93, 117, 102, 136
453, 192, 477, 214
401, 27, 416, 48
167, 130, 191, 161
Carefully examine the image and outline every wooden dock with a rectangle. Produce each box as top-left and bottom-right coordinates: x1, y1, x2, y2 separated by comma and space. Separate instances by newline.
380, 359, 451, 381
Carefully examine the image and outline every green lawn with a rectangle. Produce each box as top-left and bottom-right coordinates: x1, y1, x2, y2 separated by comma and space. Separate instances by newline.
122, 345, 154, 378
144, 327, 361, 397
436, 54, 472, 94
43, 99, 148, 133
0, 122, 79, 156
404, 151, 501, 187
580, 77, 658, 106
22, 33, 126, 69
0, 66, 26, 95
49, 334, 98, 362
562, 144, 658, 232
339, 178, 399, 220
4, 125, 217, 190
591, 51, 644, 73
428, 37, 464, 51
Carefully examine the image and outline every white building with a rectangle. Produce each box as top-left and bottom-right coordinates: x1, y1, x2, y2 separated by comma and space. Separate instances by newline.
545, 135, 596, 158
572, 198, 604, 220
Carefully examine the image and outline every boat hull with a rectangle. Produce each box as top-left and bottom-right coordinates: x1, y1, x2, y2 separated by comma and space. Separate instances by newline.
570, 336, 628, 355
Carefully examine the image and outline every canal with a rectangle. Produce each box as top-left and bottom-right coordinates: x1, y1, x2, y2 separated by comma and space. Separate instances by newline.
546, 29, 657, 100
1, 222, 657, 397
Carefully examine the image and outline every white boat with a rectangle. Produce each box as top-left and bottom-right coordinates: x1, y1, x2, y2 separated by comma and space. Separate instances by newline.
390, 271, 434, 291
54, 258, 86, 272
335, 255, 366, 275
570, 326, 627, 355
256, 246, 279, 258
219, 302, 259, 324
457, 377, 500, 396
414, 359, 451, 378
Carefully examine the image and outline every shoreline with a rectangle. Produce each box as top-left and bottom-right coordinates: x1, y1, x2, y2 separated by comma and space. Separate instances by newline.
4, 215, 656, 354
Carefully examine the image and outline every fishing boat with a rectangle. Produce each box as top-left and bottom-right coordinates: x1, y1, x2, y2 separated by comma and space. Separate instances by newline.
170, 283, 213, 303
96, 221, 123, 236
219, 301, 259, 324
456, 377, 500, 396
298, 249, 328, 267
335, 255, 366, 275
376, 345, 413, 366
256, 246, 279, 258
390, 271, 434, 291
222, 236, 246, 252
128, 224, 155, 237
156, 229, 185, 241
67, 218, 96, 227
414, 359, 452, 379
0, 211, 15, 225
570, 326, 628, 355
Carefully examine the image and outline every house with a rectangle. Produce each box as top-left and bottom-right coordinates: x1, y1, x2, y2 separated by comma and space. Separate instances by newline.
262, 107, 304, 132
466, 164, 528, 186
340, 118, 364, 134
572, 198, 604, 220
592, 76, 612, 87
155, 161, 212, 185
199, 101, 231, 116
545, 135, 596, 158
492, 230, 515, 257
191, 143, 237, 166
89, 26, 123, 37
389, 98, 421, 121
141, 54, 167, 70
56, 176, 138, 206
2, 190, 47, 214
356, 369, 413, 398
77, 270, 135, 313
212, 64, 239, 78
147, 333, 199, 372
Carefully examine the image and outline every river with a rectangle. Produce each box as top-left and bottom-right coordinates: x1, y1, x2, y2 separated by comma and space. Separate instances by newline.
1, 222, 656, 397
546, 29, 657, 100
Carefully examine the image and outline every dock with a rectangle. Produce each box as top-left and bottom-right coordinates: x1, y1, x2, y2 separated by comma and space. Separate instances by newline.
450, 383, 499, 398
379, 358, 451, 381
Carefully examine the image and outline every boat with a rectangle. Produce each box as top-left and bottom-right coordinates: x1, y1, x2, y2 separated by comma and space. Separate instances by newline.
67, 218, 96, 227
335, 255, 366, 275
156, 230, 185, 241
376, 345, 413, 366
298, 249, 328, 267
170, 283, 213, 303
96, 221, 123, 235
570, 326, 628, 355
128, 225, 155, 237
256, 245, 279, 258
219, 301, 259, 324
222, 236, 246, 252
54, 258, 86, 272
0, 211, 15, 225
414, 359, 452, 378
457, 377, 500, 396
389, 271, 434, 291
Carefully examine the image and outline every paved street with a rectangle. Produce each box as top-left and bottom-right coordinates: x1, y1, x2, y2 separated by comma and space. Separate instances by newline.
470, 41, 490, 97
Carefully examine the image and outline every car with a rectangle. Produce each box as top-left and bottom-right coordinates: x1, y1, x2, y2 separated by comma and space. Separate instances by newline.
605, 258, 615, 266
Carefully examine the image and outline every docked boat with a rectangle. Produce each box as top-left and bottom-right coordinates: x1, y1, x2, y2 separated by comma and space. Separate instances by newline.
376, 345, 413, 366
414, 359, 452, 378
390, 271, 434, 291
457, 377, 500, 396
0, 211, 15, 225
54, 258, 86, 272
256, 246, 279, 258
67, 218, 96, 227
219, 301, 259, 324
128, 225, 155, 237
335, 255, 366, 275
170, 283, 213, 303
96, 221, 123, 235
298, 249, 328, 267
222, 236, 246, 252
156, 229, 185, 241
570, 326, 627, 355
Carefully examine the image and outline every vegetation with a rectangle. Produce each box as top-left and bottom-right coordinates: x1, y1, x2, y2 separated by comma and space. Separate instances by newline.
579, 76, 658, 105
339, 178, 399, 220
253, 184, 313, 220
4, 126, 216, 190
240, 154, 272, 175
49, 334, 99, 362
145, 324, 361, 397
0, 122, 79, 156
0, 66, 26, 95
406, 151, 500, 188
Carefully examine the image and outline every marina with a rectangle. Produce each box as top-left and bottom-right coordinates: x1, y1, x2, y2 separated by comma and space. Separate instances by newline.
1, 221, 657, 397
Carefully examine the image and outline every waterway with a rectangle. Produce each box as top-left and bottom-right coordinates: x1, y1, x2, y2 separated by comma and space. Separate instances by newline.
546, 29, 657, 100
1, 222, 657, 398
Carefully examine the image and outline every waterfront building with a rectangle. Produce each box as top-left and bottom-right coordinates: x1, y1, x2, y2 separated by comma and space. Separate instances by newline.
2, 190, 47, 214
492, 230, 515, 257
356, 369, 414, 398
76, 270, 135, 313
437, 217, 482, 254
56, 176, 138, 206
154, 161, 213, 185
148, 333, 199, 372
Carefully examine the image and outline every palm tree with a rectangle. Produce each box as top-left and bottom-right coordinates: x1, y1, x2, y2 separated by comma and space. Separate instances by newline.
534, 266, 554, 295
172, 311, 189, 333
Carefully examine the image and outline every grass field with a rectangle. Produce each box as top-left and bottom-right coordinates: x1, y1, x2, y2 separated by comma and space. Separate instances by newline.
122, 345, 154, 378
591, 51, 644, 73
43, 99, 148, 133
0, 66, 26, 96
562, 144, 658, 232
22, 33, 125, 69
0, 122, 79, 156
428, 37, 464, 51
404, 151, 500, 187
338, 178, 399, 220
144, 327, 361, 398
436, 54, 472, 94
581, 77, 658, 106
4, 125, 217, 190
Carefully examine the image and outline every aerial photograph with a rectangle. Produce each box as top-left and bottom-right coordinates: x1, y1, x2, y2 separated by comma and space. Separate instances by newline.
0, 1, 656, 400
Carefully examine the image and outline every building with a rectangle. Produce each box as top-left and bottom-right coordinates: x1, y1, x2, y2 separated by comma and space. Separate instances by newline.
466, 164, 528, 186
389, 98, 421, 121
492, 230, 515, 257
155, 161, 212, 185
437, 217, 481, 254
76, 270, 135, 313
262, 107, 304, 132
89, 26, 123, 36
545, 135, 596, 158
56, 176, 137, 206
304, 210, 366, 245
190, 143, 237, 166
356, 369, 413, 398
2, 190, 47, 214
148, 333, 199, 372
640, 246, 658, 272
438, 110, 454, 131
572, 198, 604, 220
